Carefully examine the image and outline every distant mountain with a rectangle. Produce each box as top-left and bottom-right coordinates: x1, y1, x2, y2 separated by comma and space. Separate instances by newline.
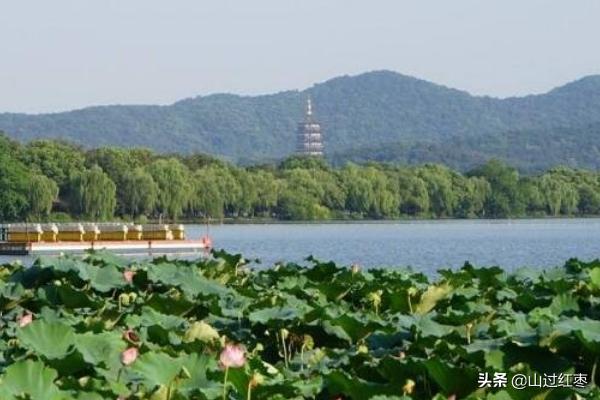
1, 70, 600, 168
329, 122, 600, 173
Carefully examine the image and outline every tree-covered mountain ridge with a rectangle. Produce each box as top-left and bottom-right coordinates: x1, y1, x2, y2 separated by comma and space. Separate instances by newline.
1, 70, 600, 165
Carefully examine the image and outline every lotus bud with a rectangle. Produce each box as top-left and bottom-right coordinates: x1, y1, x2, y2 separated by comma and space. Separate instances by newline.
403, 379, 416, 395
367, 290, 383, 309
119, 293, 131, 306
219, 344, 246, 369
351, 264, 361, 274
253, 343, 264, 354
249, 372, 265, 389
398, 351, 406, 359
407, 287, 418, 296
121, 347, 138, 366
18, 312, 33, 328
78, 376, 90, 387
357, 344, 368, 354
303, 334, 314, 350
280, 328, 289, 340
128, 292, 138, 303
123, 270, 136, 283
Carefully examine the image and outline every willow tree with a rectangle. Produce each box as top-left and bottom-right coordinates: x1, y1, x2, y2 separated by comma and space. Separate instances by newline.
28, 174, 59, 220
146, 158, 191, 220
121, 167, 158, 218
188, 169, 224, 220
68, 166, 117, 220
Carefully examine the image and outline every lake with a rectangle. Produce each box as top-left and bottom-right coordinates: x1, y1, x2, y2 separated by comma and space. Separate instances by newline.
196, 219, 600, 274
2, 219, 600, 275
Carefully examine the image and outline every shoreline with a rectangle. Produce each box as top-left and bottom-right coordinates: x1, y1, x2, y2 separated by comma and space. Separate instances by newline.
176, 215, 600, 225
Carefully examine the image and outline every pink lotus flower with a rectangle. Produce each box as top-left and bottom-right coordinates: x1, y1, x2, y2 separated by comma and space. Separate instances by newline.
123, 270, 136, 283
121, 347, 138, 365
219, 344, 246, 369
18, 313, 33, 328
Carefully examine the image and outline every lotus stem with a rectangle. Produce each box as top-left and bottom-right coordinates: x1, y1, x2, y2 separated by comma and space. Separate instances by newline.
222, 366, 229, 400
247, 382, 252, 400
281, 333, 289, 368
592, 357, 598, 386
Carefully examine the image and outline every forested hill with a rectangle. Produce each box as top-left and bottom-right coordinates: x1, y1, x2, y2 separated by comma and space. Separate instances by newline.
1, 71, 600, 167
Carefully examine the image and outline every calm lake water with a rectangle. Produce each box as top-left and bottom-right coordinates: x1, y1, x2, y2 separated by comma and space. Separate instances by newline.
2, 219, 600, 275
195, 219, 600, 274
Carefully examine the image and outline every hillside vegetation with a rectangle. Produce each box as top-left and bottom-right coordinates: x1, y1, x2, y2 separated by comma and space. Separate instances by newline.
1, 71, 600, 169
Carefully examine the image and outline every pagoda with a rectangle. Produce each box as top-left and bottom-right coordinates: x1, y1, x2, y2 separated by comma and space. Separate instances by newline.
296, 98, 324, 156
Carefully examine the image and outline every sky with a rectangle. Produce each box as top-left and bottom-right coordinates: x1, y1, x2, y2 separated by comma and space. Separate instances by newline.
1, 0, 600, 113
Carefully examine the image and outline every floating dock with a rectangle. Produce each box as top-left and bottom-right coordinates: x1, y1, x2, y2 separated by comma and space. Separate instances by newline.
0, 223, 212, 256
0, 239, 211, 256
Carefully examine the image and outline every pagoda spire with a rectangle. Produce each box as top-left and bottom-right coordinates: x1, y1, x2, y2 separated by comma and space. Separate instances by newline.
296, 96, 324, 156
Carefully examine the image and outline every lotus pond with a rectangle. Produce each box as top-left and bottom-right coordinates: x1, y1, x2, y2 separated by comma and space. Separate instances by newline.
1, 251, 600, 399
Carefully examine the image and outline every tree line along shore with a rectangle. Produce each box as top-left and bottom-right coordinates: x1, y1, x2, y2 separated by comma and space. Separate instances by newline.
1, 134, 600, 223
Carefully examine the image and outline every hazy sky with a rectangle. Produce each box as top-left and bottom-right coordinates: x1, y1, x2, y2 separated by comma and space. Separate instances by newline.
2, 0, 600, 113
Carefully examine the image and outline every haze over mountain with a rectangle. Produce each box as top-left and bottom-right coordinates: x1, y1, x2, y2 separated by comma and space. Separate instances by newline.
1, 70, 600, 171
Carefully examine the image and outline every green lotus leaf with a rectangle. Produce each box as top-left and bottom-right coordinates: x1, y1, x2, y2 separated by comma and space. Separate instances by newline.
75, 331, 127, 369
589, 267, 600, 290
88, 265, 127, 293
125, 306, 186, 330
41, 284, 101, 309
85, 251, 128, 268
147, 263, 229, 297
130, 351, 183, 388
325, 370, 399, 399
424, 359, 478, 397
0, 359, 64, 400
554, 317, 600, 352
248, 306, 303, 324
17, 320, 76, 359
178, 353, 220, 397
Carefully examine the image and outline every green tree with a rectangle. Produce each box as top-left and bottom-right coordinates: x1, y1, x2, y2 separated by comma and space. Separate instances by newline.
469, 160, 522, 217
278, 168, 329, 220
147, 158, 191, 220
397, 171, 430, 216
68, 166, 117, 220
21, 140, 85, 190
0, 153, 30, 221
251, 170, 280, 217
188, 169, 224, 220
121, 168, 158, 218
341, 164, 374, 217
578, 184, 600, 215
418, 165, 457, 217
454, 177, 491, 218
28, 174, 59, 220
